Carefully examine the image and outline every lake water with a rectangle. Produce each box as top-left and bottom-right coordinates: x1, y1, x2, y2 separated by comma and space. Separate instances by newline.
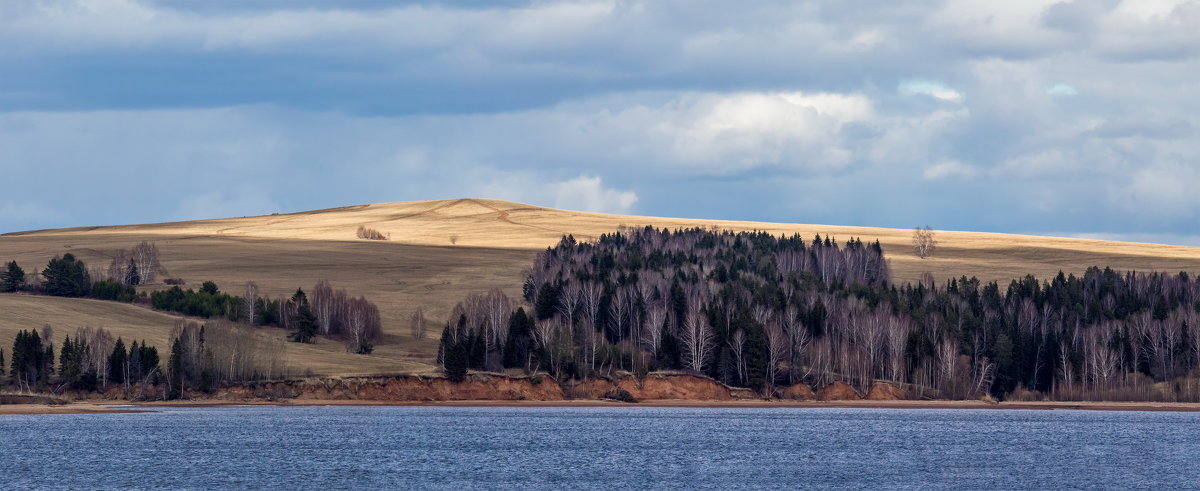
3, 406, 1199, 489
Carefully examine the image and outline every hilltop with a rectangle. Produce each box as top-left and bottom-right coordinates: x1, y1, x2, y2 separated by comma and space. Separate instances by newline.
2, 198, 1199, 377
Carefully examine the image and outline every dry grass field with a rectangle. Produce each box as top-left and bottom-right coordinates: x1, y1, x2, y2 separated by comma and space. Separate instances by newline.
3, 198, 1199, 376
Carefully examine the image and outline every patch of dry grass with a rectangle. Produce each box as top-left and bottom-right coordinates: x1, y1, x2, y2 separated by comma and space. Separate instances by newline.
2, 198, 1198, 376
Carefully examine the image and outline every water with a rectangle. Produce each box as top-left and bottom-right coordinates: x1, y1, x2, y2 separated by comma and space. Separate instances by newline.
3, 406, 1199, 489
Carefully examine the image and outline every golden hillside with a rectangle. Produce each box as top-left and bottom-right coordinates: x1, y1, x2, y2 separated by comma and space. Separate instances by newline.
3, 198, 1199, 376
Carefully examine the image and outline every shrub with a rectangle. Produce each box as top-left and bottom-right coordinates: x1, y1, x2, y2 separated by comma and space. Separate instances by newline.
92, 279, 137, 302
356, 226, 389, 240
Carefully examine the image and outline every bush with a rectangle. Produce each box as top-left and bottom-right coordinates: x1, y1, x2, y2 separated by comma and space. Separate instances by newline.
356, 226, 389, 240
163, 278, 186, 286
150, 284, 238, 318
92, 279, 137, 302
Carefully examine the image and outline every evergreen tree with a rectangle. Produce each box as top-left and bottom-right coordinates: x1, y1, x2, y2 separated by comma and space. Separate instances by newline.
129, 340, 142, 383
289, 303, 318, 343
42, 254, 90, 297
444, 341, 469, 383
168, 337, 184, 400
126, 259, 140, 286
109, 338, 128, 386
59, 335, 83, 383
1, 261, 25, 292
503, 308, 533, 368
534, 283, 560, 320
10, 330, 47, 388
140, 341, 160, 380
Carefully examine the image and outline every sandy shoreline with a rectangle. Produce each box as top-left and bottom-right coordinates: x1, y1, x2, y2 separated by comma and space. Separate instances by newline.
7, 398, 1200, 415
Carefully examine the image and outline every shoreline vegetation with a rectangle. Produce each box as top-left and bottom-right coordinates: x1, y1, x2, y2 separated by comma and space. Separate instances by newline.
8, 371, 1200, 414
7, 398, 1200, 415
4, 202, 1200, 409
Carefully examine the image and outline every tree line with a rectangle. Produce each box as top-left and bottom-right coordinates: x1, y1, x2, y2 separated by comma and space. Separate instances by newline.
3, 320, 288, 400
143, 280, 381, 354
4, 325, 160, 397
1, 247, 382, 356
0, 243, 157, 298
164, 320, 287, 399
438, 226, 1200, 402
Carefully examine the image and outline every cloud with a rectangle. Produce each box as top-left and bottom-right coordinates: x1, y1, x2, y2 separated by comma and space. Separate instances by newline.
899, 81, 962, 102
1046, 83, 1079, 96
923, 160, 978, 180
2, 0, 1199, 244
551, 175, 638, 214
471, 173, 637, 214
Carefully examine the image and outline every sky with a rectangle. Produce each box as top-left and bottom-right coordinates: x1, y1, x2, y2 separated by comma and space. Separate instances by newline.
1, 0, 1198, 244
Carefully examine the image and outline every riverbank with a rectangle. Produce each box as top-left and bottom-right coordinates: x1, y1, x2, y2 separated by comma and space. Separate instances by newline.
0, 403, 152, 415
8, 398, 1200, 415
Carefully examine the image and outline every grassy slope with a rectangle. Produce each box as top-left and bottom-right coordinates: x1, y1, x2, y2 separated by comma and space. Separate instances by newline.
2, 198, 1199, 376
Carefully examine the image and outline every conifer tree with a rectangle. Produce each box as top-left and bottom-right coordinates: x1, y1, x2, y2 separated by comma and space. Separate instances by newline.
168, 337, 184, 400
42, 254, 90, 297
289, 303, 318, 343
1, 261, 25, 292
444, 341, 469, 383
109, 338, 128, 386
129, 340, 142, 382
126, 259, 140, 286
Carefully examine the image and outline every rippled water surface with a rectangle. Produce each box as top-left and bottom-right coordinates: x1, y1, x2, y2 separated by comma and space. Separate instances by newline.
4, 406, 1199, 489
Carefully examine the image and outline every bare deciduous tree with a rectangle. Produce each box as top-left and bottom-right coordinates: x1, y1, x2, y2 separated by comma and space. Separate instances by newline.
131, 241, 162, 284
913, 225, 937, 259
765, 324, 788, 393
244, 281, 259, 325
410, 308, 426, 340
641, 303, 667, 355
311, 280, 338, 335
729, 329, 747, 384
680, 308, 714, 373
343, 296, 382, 354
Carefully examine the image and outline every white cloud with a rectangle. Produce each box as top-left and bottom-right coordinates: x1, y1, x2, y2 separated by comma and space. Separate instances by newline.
899, 80, 963, 102
1046, 83, 1079, 96
472, 173, 637, 214
3, 0, 1200, 239
552, 175, 638, 214
923, 160, 978, 180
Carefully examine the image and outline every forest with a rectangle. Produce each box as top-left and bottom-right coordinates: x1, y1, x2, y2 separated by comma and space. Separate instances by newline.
439, 226, 1200, 401
1, 244, 384, 398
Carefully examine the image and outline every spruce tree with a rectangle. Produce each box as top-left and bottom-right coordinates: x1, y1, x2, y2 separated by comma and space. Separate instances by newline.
126, 259, 140, 286
129, 340, 142, 383
42, 254, 90, 297
109, 338, 128, 386
168, 337, 184, 400
444, 341, 469, 383
289, 303, 318, 343
1, 261, 25, 292
142, 343, 160, 376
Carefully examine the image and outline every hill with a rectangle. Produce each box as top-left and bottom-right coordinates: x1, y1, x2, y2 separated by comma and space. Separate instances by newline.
3, 198, 1199, 376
